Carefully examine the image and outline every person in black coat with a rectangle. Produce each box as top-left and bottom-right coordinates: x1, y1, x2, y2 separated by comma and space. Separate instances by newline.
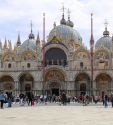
111, 93, 113, 107
104, 95, 108, 108
61, 92, 67, 105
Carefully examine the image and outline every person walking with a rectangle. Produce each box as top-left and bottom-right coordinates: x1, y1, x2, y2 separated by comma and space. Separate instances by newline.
7, 93, 13, 108
0, 91, 6, 109
61, 92, 67, 105
104, 94, 108, 108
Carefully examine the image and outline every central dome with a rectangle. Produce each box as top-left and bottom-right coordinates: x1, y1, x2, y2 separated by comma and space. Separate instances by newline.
48, 25, 82, 46
21, 39, 36, 50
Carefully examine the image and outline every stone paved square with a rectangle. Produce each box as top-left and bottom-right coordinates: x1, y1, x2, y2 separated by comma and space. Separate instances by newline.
0, 106, 113, 125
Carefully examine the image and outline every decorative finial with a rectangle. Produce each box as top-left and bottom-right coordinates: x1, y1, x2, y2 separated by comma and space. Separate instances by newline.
104, 19, 108, 31
103, 19, 109, 36
17, 32, 21, 46
36, 32, 40, 45
67, 8, 71, 20
29, 21, 35, 39
30, 20, 33, 33
60, 3, 66, 25
53, 22, 56, 28
43, 13, 45, 17
66, 8, 74, 27
61, 3, 66, 14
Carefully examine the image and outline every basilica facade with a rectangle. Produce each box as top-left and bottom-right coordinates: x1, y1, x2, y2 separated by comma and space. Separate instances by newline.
0, 11, 113, 97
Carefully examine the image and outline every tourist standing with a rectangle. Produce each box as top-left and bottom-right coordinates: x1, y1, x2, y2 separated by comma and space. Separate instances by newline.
61, 92, 67, 105
104, 95, 108, 108
0, 91, 5, 109
7, 93, 13, 108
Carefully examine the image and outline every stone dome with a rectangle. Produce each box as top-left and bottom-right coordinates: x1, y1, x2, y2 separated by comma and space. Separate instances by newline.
21, 39, 36, 50
95, 27, 112, 49
95, 36, 112, 49
48, 24, 82, 45
66, 20, 74, 27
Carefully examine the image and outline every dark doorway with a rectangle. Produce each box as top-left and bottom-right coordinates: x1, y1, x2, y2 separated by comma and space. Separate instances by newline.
102, 91, 105, 99
52, 89, 59, 96
25, 84, 31, 91
80, 83, 86, 95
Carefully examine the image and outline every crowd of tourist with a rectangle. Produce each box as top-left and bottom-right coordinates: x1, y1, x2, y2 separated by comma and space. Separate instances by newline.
0, 91, 113, 109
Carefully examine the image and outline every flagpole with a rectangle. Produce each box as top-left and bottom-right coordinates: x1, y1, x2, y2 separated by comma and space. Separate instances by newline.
42, 13, 46, 95
90, 13, 94, 96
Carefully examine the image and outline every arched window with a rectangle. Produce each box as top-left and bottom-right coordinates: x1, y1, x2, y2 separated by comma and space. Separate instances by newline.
45, 48, 67, 66
8, 63, 11, 68
27, 63, 30, 68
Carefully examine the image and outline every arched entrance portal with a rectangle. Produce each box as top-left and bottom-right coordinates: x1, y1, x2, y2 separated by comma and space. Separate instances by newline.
19, 73, 34, 92
0, 75, 14, 92
75, 73, 90, 96
44, 69, 65, 96
95, 73, 112, 98
45, 48, 67, 66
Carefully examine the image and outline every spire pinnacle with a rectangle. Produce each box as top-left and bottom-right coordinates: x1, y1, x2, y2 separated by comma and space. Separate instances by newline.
67, 8, 71, 20
66, 8, 74, 27
61, 3, 66, 15
4, 37, 7, 49
17, 33, 21, 46
36, 32, 40, 45
60, 3, 66, 25
29, 21, 35, 39
8, 40, 12, 50
53, 22, 56, 28
30, 20, 33, 33
104, 19, 108, 31
43, 13, 45, 44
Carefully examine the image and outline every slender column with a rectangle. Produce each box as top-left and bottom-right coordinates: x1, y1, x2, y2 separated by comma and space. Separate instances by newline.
14, 81, 19, 90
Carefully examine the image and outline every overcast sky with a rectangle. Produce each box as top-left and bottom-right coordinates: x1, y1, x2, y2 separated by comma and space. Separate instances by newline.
0, 0, 113, 48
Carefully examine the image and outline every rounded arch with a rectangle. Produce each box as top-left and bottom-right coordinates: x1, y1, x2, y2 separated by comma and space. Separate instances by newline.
74, 72, 90, 81
0, 75, 15, 91
94, 71, 112, 81
44, 44, 69, 60
75, 72, 91, 96
95, 73, 112, 97
18, 72, 34, 91
95, 73, 112, 82
44, 68, 66, 81
43, 68, 66, 96
18, 72, 35, 81
45, 47, 67, 66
